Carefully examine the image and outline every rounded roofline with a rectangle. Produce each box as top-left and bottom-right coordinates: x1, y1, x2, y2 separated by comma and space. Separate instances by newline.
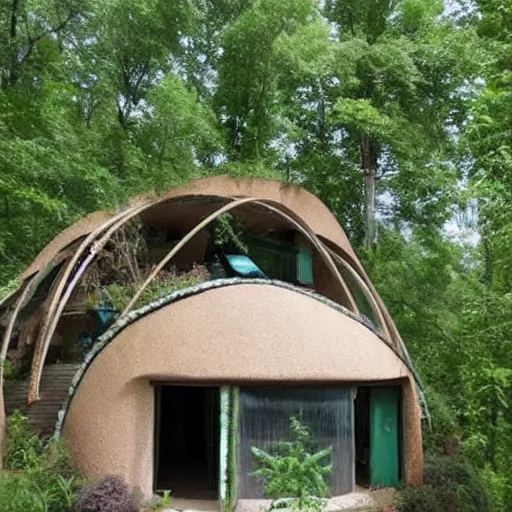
19, 176, 358, 282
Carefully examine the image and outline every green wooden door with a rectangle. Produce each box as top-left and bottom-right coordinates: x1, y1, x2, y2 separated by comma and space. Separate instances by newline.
370, 387, 400, 487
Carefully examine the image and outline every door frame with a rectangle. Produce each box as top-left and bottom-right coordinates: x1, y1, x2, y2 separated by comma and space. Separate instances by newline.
152, 382, 224, 495
219, 386, 239, 512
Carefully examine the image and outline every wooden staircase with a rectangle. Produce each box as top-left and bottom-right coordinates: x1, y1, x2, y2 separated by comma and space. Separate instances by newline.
3, 363, 79, 435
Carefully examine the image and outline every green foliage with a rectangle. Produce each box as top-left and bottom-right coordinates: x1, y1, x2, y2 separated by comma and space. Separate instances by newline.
0, 278, 19, 301
101, 264, 210, 311
2, 359, 21, 380
146, 490, 172, 511
0, 472, 77, 512
481, 465, 511, 512
398, 454, 492, 512
422, 386, 460, 456
213, 213, 248, 253
398, 485, 459, 512
0, 411, 83, 512
4, 410, 45, 471
251, 416, 332, 512
0, 0, 511, 508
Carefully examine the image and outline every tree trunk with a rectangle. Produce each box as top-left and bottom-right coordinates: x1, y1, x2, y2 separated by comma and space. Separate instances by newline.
361, 134, 377, 248
7, 0, 20, 86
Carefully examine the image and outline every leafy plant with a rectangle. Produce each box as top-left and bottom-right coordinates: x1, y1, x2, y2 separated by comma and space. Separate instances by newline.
0, 411, 84, 512
148, 490, 172, 511
0, 279, 19, 301
251, 416, 332, 512
422, 386, 460, 456
1, 359, 22, 380
213, 213, 248, 254
101, 264, 210, 311
4, 410, 45, 471
74, 476, 137, 512
397, 484, 459, 512
398, 454, 492, 512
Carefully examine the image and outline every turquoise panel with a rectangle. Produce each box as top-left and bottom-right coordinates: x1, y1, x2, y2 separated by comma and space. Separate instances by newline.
296, 247, 313, 285
225, 255, 266, 278
370, 387, 400, 487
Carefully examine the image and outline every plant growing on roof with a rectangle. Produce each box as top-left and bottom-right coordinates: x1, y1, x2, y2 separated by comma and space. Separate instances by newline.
102, 264, 210, 311
83, 220, 150, 310
251, 416, 332, 512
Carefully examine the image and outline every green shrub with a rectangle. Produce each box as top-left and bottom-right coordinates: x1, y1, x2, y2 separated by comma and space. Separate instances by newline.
2, 359, 21, 380
0, 410, 83, 512
482, 465, 508, 512
251, 416, 332, 512
4, 410, 45, 471
74, 476, 137, 512
424, 454, 490, 511
0, 471, 78, 512
398, 454, 491, 512
397, 485, 459, 512
422, 386, 460, 455
102, 264, 210, 311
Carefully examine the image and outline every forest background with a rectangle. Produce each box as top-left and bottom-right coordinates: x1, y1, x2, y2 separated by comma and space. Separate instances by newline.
0, 0, 511, 509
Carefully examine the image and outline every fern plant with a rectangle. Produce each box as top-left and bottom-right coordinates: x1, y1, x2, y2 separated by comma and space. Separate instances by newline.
251, 416, 332, 512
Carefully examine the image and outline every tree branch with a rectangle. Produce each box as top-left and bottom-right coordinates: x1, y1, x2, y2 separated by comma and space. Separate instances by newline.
20, 10, 77, 66
10, 0, 19, 38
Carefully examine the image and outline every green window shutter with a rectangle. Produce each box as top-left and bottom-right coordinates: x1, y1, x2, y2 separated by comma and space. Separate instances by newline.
296, 247, 313, 285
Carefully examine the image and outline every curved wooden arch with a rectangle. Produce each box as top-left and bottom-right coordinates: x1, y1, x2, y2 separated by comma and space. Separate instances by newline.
0, 252, 73, 380
29, 194, 363, 403
28, 196, 238, 403
0, 277, 36, 383
120, 197, 358, 316
27, 205, 146, 404
326, 248, 392, 344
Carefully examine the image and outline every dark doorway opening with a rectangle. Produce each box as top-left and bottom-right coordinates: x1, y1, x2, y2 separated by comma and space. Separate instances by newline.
355, 387, 370, 487
154, 385, 220, 499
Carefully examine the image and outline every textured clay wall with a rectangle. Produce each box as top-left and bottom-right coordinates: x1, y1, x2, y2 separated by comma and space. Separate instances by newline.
402, 378, 424, 486
62, 284, 421, 498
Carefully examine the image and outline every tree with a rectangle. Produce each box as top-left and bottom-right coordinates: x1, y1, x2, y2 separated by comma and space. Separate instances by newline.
215, 0, 319, 161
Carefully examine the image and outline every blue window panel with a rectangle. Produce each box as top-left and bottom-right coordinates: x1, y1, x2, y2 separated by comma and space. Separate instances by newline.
296, 247, 313, 285
225, 255, 266, 278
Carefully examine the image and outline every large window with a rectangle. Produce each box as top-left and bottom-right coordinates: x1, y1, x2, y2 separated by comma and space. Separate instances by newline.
238, 387, 355, 498
246, 237, 313, 285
